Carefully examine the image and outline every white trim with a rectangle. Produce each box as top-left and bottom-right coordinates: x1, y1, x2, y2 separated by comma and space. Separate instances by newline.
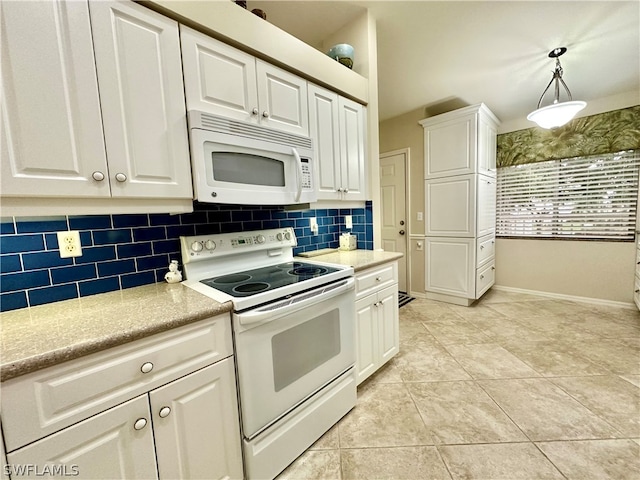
492, 285, 636, 310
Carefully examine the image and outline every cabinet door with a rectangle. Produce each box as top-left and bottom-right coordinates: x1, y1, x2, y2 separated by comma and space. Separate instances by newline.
425, 175, 476, 237
477, 175, 496, 237
151, 358, 243, 480
426, 237, 475, 298
89, 1, 192, 199
256, 60, 309, 136
0, 0, 109, 198
478, 115, 497, 176
180, 26, 258, 123
7, 396, 157, 480
338, 98, 367, 200
308, 85, 341, 200
355, 295, 378, 385
424, 113, 476, 179
378, 285, 400, 366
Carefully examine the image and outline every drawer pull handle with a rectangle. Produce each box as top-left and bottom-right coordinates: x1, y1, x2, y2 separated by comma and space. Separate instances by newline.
636, 289, 640, 293
159, 406, 171, 418
376, 276, 382, 282
480, 274, 485, 280
133, 418, 148, 430
480, 245, 484, 250
141, 362, 154, 374
491, 266, 495, 270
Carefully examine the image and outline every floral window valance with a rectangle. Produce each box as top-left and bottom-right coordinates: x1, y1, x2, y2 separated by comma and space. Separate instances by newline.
497, 105, 640, 168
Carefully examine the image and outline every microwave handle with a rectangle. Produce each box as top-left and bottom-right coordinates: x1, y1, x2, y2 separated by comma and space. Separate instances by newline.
292, 147, 303, 202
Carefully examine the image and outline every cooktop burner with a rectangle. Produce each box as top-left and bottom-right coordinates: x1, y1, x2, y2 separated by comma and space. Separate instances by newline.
200, 261, 341, 298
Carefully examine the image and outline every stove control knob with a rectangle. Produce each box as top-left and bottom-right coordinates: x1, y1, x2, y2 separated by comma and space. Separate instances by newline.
256, 235, 266, 244
277, 232, 284, 241
284, 231, 291, 240
204, 240, 216, 251
191, 241, 203, 252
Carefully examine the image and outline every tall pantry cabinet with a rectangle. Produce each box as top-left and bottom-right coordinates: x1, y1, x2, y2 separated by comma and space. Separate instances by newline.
420, 104, 500, 306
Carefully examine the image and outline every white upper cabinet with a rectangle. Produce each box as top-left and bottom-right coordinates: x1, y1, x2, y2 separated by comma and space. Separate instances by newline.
1, 0, 193, 213
0, 0, 109, 198
88, 1, 192, 199
308, 84, 367, 201
181, 26, 309, 137
421, 103, 499, 179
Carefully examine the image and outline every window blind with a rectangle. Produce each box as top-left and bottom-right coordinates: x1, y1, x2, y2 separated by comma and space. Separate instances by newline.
496, 150, 640, 240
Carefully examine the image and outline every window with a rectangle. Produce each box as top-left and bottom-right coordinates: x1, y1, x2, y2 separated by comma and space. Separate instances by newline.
496, 150, 640, 240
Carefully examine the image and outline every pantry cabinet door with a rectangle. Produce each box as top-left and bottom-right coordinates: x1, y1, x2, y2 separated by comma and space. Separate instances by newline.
0, 0, 110, 198
89, 1, 192, 199
6, 396, 157, 480
150, 358, 243, 480
257, 60, 309, 137
180, 26, 259, 123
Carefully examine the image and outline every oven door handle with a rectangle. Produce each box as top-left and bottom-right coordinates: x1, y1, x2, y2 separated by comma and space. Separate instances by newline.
292, 147, 303, 202
238, 278, 354, 326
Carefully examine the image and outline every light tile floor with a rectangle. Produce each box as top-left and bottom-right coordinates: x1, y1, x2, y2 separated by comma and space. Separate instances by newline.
277, 289, 640, 480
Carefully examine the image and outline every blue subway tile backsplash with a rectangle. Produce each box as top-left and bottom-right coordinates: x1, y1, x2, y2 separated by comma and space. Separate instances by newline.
0, 202, 373, 312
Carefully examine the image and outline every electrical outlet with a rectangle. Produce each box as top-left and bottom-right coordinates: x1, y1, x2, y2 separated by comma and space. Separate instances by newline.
309, 217, 318, 235
57, 230, 83, 258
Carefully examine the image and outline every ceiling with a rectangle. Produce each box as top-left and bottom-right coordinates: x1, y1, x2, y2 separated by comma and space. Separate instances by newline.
248, 1, 640, 131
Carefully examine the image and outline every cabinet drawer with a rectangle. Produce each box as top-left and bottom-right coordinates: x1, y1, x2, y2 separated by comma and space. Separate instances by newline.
477, 235, 495, 267
476, 261, 495, 298
2, 315, 232, 452
355, 262, 398, 300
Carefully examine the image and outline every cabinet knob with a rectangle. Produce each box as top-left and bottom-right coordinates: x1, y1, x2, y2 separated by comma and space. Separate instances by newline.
491, 266, 495, 270
635, 289, 640, 293
480, 245, 484, 250
133, 418, 148, 430
343, 188, 349, 193
480, 274, 485, 280
158, 406, 171, 418
115, 172, 127, 182
336, 187, 343, 193
252, 108, 259, 115
92, 171, 105, 181
262, 111, 269, 118
399, 230, 405, 235
376, 276, 382, 282
140, 362, 154, 374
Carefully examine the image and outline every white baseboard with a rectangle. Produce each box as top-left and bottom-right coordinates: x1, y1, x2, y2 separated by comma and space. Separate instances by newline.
409, 291, 427, 299
492, 285, 636, 310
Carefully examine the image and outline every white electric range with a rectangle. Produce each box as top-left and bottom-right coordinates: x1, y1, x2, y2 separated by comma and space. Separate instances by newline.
180, 228, 356, 480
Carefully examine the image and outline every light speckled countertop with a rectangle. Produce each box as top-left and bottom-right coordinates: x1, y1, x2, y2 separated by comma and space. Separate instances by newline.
299, 249, 403, 271
0, 283, 231, 382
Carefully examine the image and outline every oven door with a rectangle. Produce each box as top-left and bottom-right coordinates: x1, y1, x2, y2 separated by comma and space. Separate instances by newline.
233, 278, 355, 439
189, 128, 316, 205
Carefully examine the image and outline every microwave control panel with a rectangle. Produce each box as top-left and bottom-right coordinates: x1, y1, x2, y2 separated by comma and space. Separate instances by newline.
301, 158, 312, 190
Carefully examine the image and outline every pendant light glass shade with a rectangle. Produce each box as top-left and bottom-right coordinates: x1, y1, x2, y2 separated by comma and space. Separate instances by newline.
528, 47, 586, 129
527, 100, 587, 129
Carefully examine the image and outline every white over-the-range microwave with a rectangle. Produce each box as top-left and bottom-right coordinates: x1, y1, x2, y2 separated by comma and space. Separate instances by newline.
188, 111, 316, 205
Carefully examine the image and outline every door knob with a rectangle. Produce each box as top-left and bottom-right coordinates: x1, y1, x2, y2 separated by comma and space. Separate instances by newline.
399, 230, 405, 235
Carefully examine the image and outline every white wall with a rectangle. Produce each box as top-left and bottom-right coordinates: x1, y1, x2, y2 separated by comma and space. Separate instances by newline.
495, 239, 636, 304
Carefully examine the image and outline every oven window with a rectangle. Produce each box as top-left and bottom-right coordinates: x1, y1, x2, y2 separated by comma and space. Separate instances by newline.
271, 310, 341, 392
211, 152, 285, 186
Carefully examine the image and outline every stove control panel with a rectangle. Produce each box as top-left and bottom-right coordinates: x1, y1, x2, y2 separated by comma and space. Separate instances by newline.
180, 228, 297, 264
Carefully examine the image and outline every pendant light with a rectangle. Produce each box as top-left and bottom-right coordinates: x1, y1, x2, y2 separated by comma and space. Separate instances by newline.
527, 47, 586, 129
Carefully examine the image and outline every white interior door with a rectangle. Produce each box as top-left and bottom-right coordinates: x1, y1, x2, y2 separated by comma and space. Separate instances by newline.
380, 151, 408, 292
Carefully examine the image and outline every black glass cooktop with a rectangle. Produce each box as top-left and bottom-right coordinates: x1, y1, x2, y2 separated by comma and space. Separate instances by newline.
200, 261, 341, 297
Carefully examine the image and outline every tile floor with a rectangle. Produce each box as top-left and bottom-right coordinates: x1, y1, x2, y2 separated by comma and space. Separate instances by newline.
277, 289, 640, 480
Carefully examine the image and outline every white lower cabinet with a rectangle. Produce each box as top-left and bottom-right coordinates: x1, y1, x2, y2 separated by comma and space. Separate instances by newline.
355, 262, 399, 385
1, 315, 243, 480
7, 395, 158, 480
